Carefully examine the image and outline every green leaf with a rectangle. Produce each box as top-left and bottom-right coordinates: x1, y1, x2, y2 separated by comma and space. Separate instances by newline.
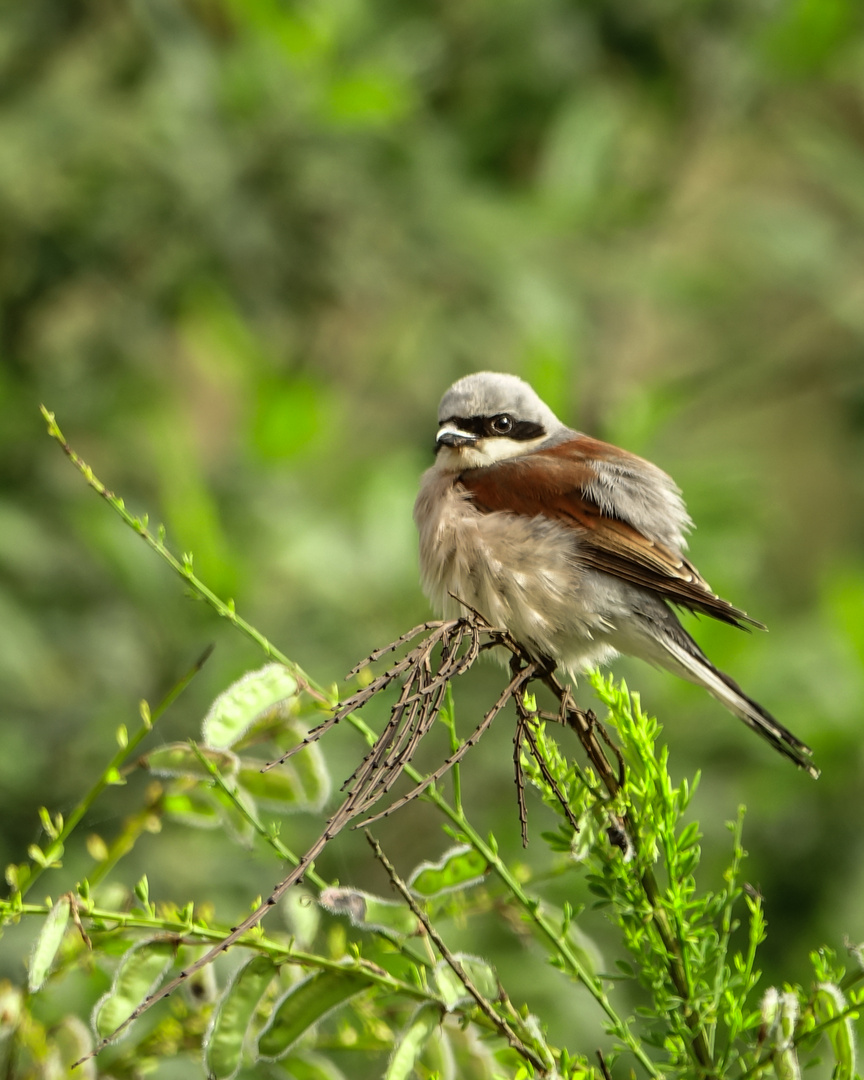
203, 955, 278, 1079
677, 821, 700, 851
202, 665, 299, 749
92, 939, 176, 1039
134, 876, 150, 907
51, 1016, 94, 1075
279, 1050, 349, 1080
27, 844, 48, 867
162, 787, 223, 828
813, 983, 855, 1080
319, 887, 419, 937
287, 736, 332, 808
385, 1003, 441, 1080
28, 896, 71, 992
38, 806, 57, 839
237, 756, 329, 814
141, 743, 239, 780
257, 968, 374, 1060
408, 845, 488, 897
434, 956, 498, 1011
282, 890, 321, 951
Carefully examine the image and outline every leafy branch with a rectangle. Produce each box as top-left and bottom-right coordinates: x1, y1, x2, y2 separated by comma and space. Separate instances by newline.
3, 408, 855, 1079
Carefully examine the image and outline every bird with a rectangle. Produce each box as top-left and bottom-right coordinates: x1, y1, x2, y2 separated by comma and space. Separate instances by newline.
414, 371, 818, 778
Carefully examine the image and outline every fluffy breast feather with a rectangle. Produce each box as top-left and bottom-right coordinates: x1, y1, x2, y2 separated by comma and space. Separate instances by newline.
413, 466, 620, 671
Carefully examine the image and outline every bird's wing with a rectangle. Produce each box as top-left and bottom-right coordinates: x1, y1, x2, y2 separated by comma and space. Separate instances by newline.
458, 437, 763, 630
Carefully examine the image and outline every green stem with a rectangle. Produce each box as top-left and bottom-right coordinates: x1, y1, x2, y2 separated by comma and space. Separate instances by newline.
189, 741, 327, 892
711, 807, 746, 1061
41, 408, 313, 688
423, 784, 661, 1079
737, 992, 864, 1080
591, 675, 715, 1076
3, 898, 438, 1006
638, 861, 714, 1074
440, 684, 462, 813
648, 785, 713, 1073
43, 407, 651, 1075
17, 646, 210, 902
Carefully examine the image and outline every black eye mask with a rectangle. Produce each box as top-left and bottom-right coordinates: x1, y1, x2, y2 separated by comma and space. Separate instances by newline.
440, 415, 546, 441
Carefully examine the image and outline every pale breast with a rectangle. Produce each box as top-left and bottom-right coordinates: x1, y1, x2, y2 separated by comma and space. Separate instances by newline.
414, 466, 622, 672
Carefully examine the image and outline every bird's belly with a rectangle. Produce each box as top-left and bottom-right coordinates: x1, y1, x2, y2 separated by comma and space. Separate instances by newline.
415, 476, 620, 673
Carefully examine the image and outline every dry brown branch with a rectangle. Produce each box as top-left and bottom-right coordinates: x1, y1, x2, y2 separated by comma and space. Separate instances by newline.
366, 832, 549, 1074
355, 656, 539, 828
513, 711, 530, 847
75, 610, 621, 1067
518, 714, 582, 835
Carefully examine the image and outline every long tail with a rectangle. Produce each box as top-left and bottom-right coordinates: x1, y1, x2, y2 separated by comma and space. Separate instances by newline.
653, 629, 819, 779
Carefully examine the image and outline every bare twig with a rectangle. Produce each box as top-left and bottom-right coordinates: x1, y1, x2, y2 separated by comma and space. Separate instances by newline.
513, 712, 529, 847
74, 612, 620, 1068
366, 832, 549, 1075
355, 655, 539, 829
346, 620, 446, 677
597, 1048, 614, 1080
519, 716, 582, 835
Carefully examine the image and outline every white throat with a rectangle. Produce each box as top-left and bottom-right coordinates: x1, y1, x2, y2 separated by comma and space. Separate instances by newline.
435, 433, 549, 472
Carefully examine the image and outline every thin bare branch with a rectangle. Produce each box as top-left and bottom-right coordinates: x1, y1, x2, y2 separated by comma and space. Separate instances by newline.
76, 611, 623, 1067
354, 658, 538, 829
513, 714, 529, 847
366, 832, 549, 1075
346, 620, 447, 677
520, 718, 582, 835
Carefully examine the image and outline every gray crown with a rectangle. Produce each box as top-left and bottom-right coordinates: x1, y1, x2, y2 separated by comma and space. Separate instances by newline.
438, 372, 564, 433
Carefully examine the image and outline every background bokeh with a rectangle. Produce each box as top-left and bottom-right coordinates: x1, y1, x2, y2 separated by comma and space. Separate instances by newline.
2, 0, 864, 1068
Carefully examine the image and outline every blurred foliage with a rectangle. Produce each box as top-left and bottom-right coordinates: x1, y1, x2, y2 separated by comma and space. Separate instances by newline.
1, 0, 864, 1071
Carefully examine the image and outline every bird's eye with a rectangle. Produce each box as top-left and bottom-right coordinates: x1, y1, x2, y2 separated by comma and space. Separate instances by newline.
490, 414, 513, 435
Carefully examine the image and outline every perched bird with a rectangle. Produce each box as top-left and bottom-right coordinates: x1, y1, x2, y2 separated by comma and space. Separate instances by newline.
414, 371, 818, 778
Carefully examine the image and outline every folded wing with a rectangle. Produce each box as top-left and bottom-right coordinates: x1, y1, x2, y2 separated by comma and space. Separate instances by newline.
459, 436, 763, 631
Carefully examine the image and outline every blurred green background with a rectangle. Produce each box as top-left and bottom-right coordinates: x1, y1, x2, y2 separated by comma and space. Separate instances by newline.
2, 0, 864, 1066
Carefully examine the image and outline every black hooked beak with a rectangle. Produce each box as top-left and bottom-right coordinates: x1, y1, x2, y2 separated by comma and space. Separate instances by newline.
436, 426, 478, 451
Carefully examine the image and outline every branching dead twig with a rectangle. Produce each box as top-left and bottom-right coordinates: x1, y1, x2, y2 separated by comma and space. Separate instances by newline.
513, 709, 530, 847
75, 610, 621, 1067
366, 832, 549, 1074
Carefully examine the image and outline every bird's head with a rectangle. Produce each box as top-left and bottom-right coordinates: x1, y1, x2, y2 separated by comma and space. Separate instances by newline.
433, 371, 565, 471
